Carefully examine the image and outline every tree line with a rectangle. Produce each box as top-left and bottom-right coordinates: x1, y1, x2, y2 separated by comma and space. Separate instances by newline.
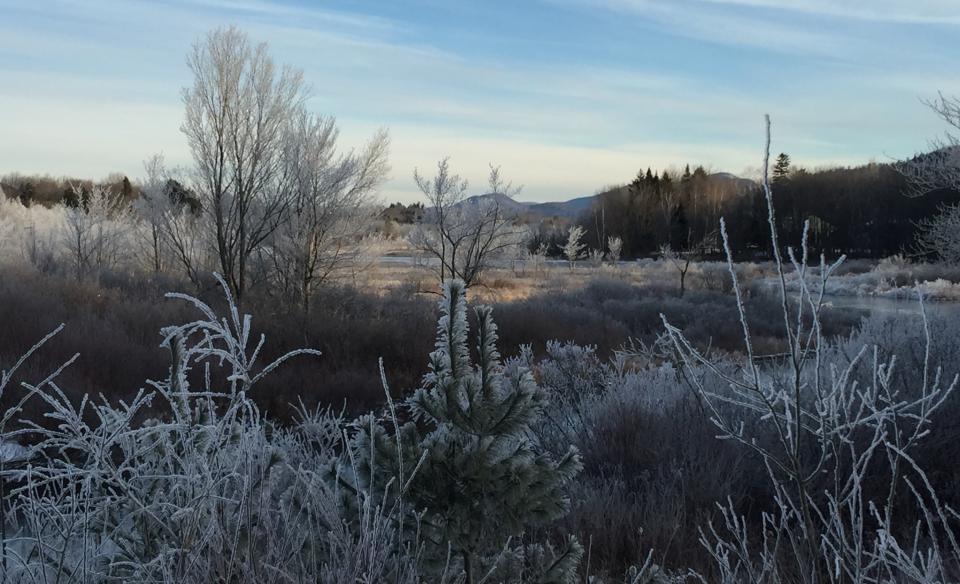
569, 159, 960, 261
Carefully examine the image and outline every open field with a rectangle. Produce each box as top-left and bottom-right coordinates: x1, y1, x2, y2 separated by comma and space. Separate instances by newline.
365, 239, 960, 303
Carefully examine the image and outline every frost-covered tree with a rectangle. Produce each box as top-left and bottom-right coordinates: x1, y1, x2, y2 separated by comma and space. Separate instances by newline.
410, 160, 528, 288
587, 248, 604, 268
0, 193, 60, 269
530, 241, 550, 276
352, 280, 583, 583
657, 243, 691, 297
133, 154, 179, 273
264, 109, 389, 312
62, 185, 131, 281
563, 225, 586, 270
913, 202, 960, 264
182, 26, 306, 302
898, 92, 960, 195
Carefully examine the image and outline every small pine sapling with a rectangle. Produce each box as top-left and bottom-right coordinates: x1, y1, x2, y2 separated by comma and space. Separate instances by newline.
352, 279, 583, 583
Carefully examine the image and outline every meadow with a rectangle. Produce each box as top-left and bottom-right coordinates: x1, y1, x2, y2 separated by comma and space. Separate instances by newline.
3, 185, 960, 581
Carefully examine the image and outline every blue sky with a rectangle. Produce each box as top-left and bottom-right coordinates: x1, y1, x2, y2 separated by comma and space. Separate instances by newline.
1, 0, 958, 202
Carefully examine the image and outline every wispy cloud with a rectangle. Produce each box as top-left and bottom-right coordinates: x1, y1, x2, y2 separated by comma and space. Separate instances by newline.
0, 0, 955, 202
577, 0, 850, 55
558, 0, 955, 63
174, 0, 397, 31
693, 0, 960, 25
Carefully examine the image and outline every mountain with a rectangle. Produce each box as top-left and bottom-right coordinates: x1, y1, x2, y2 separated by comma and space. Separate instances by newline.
528, 195, 596, 218
708, 172, 758, 192
456, 193, 599, 220
459, 192, 531, 214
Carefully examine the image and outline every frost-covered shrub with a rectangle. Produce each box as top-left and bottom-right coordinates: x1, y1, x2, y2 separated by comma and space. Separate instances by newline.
496, 277, 861, 361
0, 275, 428, 583
0, 195, 64, 271
531, 340, 764, 578
660, 118, 960, 582
0, 190, 150, 281
536, 341, 605, 399
757, 255, 960, 300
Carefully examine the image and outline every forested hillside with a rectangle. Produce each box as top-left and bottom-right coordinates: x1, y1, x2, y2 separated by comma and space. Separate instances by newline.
569, 161, 960, 260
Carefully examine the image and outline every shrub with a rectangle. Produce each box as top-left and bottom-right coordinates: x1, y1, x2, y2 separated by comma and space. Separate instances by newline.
0, 275, 429, 583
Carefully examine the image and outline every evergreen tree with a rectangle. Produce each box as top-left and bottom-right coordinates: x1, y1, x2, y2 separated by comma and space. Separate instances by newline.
352, 280, 583, 583
681, 164, 693, 198
669, 201, 689, 250
773, 152, 792, 183
63, 185, 80, 208
121, 176, 134, 200
660, 170, 673, 195
628, 169, 645, 199
165, 179, 201, 215
19, 181, 35, 207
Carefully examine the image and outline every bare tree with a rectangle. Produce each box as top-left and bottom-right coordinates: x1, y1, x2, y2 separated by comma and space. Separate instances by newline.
913, 202, 960, 264
182, 26, 307, 302
134, 154, 174, 272
563, 225, 586, 271
62, 185, 130, 281
657, 243, 691, 297
162, 202, 209, 288
507, 225, 534, 276
265, 110, 389, 312
658, 230, 716, 297
898, 92, 960, 195
133, 154, 209, 286
410, 159, 527, 288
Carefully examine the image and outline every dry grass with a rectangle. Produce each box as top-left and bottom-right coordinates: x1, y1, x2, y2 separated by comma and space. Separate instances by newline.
357, 244, 775, 305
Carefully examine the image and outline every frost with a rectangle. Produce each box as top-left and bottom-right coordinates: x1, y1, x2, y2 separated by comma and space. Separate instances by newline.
0, 441, 28, 463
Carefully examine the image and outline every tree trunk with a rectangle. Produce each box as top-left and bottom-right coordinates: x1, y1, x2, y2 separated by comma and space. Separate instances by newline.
463, 550, 474, 584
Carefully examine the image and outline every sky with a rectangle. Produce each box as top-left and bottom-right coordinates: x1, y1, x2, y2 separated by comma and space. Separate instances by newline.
1, 0, 958, 203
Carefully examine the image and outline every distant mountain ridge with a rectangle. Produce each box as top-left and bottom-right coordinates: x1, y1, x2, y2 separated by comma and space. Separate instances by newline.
456, 172, 757, 220
456, 192, 595, 219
